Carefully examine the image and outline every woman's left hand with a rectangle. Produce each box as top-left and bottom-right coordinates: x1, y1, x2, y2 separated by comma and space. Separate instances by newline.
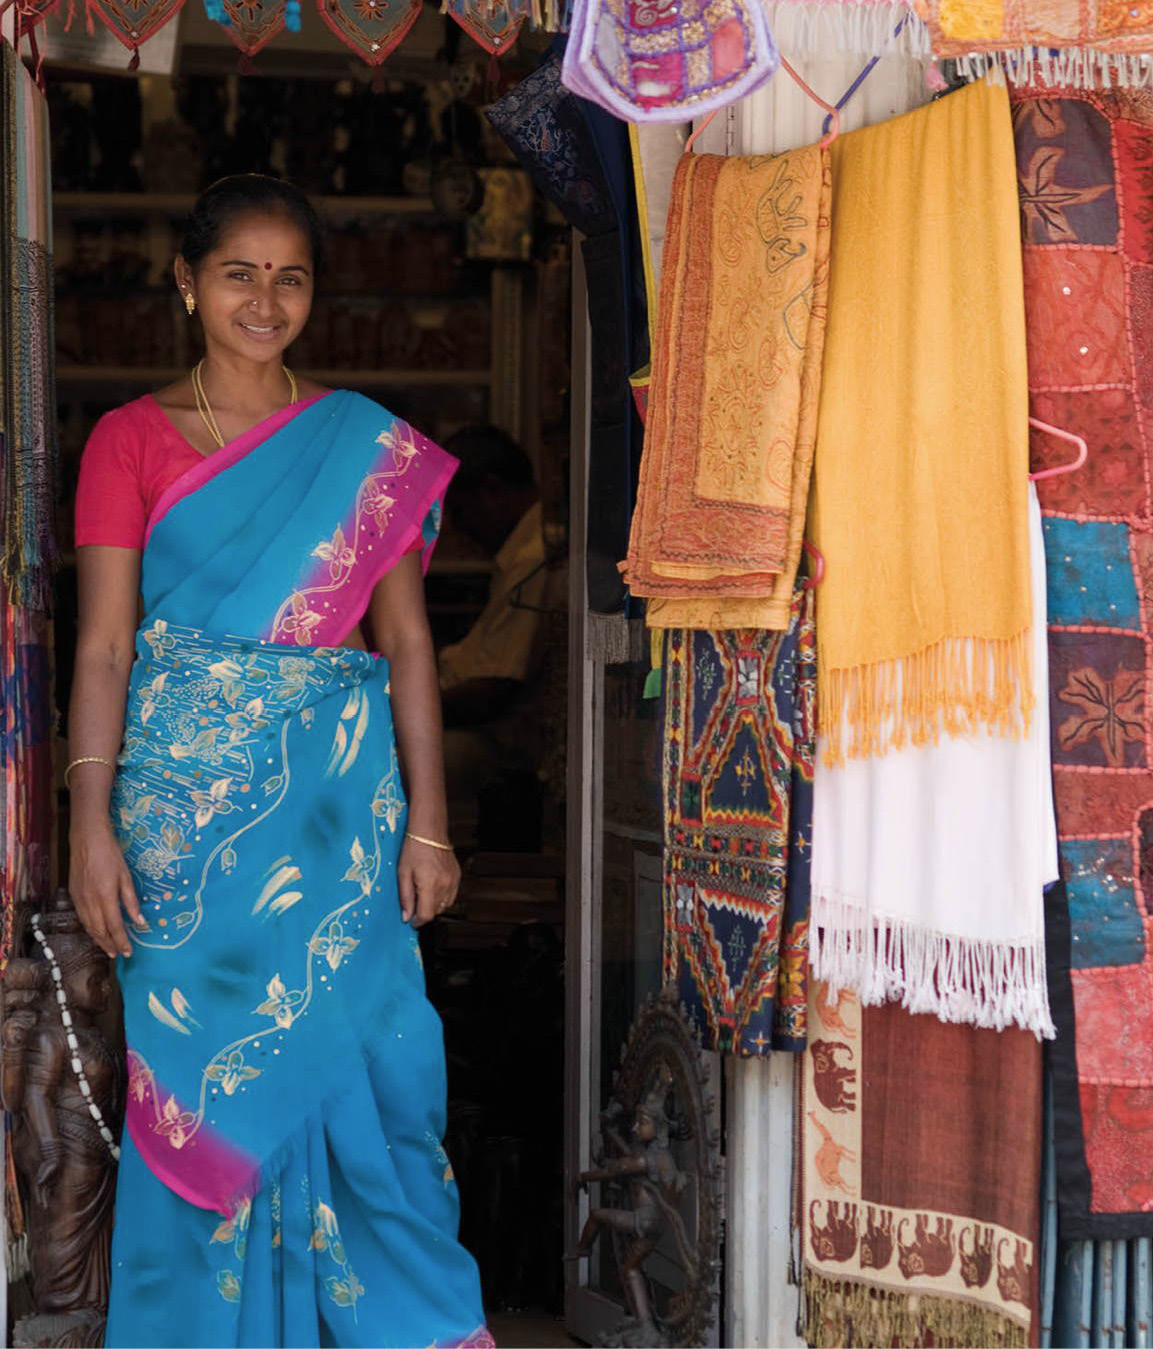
398, 836, 461, 927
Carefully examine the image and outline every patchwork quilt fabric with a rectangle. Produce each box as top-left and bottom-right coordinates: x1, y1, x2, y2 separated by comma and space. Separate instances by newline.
1015, 85, 1153, 1237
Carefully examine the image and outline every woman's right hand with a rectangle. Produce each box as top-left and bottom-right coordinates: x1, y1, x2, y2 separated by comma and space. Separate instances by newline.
68, 818, 145, 959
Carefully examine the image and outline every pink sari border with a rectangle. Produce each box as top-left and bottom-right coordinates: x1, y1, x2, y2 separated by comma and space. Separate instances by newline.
327, 457, 455, 648
270, 423, 456, 649
144, 392, 332, 547
125, 1050, 258, 1217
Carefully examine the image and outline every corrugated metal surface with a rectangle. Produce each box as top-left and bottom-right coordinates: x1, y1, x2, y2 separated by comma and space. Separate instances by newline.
1044, 1080, 1153, 1349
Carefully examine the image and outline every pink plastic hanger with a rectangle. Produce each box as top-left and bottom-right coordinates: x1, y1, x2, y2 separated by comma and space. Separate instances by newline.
1028, 417, 1088, 482
779, 56, 841, 147
684, 56, 841, 154
684, 109, 720, 154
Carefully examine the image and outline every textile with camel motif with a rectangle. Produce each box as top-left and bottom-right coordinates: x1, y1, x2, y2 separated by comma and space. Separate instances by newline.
661, 586, 815, 1056
623, 145, 830, 632
801, 983, 1041, 1347
1015, 86, 1153, 1239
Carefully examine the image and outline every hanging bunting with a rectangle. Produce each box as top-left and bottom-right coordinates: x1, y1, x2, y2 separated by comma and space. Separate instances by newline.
84, 0, 186, 63
201, 0, 300, 57
316, 0, 421, 64
444, 0, 528, 56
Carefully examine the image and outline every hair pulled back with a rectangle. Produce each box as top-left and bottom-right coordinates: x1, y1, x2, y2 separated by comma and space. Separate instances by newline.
180, 174, 326, 276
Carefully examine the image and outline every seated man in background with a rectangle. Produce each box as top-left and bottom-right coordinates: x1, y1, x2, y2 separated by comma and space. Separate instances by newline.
439, 426, 557, 848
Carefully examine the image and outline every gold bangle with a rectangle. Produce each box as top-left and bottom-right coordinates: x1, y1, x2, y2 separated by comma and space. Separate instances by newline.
404, 831, 454, 853
64, 756, 116, 788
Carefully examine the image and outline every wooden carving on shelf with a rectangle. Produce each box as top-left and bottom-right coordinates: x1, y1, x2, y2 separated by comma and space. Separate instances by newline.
573, 993, 723, 1348
4, 894, 123, 1349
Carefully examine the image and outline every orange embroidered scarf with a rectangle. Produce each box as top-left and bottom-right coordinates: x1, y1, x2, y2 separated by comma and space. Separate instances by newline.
621, 144, 831, 632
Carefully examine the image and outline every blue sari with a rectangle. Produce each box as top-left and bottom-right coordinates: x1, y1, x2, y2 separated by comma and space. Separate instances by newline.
103, 391, 491, 1349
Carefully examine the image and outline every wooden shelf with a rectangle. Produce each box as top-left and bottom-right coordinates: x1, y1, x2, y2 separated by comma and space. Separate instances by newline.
56, 366, 493, 387
53, 192, 440, 217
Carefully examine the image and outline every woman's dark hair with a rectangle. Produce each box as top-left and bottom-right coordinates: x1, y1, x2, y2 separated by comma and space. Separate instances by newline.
180, 174, 326, 276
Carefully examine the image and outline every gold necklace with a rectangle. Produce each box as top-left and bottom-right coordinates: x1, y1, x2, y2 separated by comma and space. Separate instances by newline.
191, 361, 298, 451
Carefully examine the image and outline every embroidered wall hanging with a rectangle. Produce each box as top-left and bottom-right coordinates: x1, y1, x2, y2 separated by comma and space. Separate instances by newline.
1016, 84, 1153, 1239
661, 586, 815, 1056
561, 0, 781, 122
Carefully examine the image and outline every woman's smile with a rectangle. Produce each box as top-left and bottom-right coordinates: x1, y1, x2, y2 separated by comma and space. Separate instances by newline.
236, 318, 285, 342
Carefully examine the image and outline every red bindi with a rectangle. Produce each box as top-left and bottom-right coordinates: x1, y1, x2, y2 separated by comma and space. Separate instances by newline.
264, 262, 273, 270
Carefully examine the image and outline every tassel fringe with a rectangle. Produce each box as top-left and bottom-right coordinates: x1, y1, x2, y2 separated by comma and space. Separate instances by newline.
819, 630, 1034, 767
803, 1267, 1030, 1349
811, 892, 1056, 1039
762, 0, 931, 58
954, 45, 1153, 88
586, 612, 648, 665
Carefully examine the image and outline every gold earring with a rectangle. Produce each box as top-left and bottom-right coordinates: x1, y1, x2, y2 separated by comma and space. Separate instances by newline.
183, 292, 196, 315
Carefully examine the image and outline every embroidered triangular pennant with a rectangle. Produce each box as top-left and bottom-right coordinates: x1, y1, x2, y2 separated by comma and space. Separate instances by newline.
85, 0, 186, 59
445, 0, 527, 56
316, 0, 421, 65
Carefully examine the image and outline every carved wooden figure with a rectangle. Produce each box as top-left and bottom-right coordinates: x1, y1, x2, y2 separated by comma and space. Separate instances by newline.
8, 897, 122, 1348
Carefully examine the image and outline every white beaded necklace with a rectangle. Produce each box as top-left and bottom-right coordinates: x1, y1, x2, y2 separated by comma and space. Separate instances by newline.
29, 913, 121, 1161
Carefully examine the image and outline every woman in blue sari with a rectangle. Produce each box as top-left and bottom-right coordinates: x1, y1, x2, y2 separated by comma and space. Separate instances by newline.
67, 175, 493, 1349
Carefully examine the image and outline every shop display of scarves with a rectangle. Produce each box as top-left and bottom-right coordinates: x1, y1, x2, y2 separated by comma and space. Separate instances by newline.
0, 39, 56, 974
103, 391, 492, 1348
807, 78, 1056, 1036
801, 982, 1042, 1347
661, 586, 815, 1056
623, 143, 830, 632
1013, 85, 1153, 1239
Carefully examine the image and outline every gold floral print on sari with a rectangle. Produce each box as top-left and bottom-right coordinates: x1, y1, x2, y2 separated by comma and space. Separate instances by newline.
269, 419, 430, 646
116, 621, 406, 1157
310, 1200, 365, 1316
211, 1196, 251, 1303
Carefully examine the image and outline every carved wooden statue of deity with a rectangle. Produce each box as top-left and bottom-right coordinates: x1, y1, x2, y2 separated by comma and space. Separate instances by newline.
8, 897, 122, 1348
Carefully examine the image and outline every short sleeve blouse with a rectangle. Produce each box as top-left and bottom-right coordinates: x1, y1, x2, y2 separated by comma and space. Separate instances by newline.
74, 397, 203, 550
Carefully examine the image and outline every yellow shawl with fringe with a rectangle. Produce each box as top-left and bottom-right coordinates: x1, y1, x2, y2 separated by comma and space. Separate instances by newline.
812, 77, 1033, 764
622, 143, 831, 632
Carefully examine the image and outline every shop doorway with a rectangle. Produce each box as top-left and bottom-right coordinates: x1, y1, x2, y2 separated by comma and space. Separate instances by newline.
42, 31, 574, 1339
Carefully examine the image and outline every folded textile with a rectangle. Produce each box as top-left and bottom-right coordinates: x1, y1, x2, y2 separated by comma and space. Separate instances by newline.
624, 145, 830, 632
561, 0, 779, 123
801, 984, 1042, 1348
661, 586, 816, 1056
1015, 84, 1153, 1239
917, 0, 1153, 78
811, 485, 1058, 1038
811, 77, 1033, 764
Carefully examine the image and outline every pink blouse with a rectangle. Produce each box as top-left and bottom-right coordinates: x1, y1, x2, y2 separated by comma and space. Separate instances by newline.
75, 397, 206, 550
